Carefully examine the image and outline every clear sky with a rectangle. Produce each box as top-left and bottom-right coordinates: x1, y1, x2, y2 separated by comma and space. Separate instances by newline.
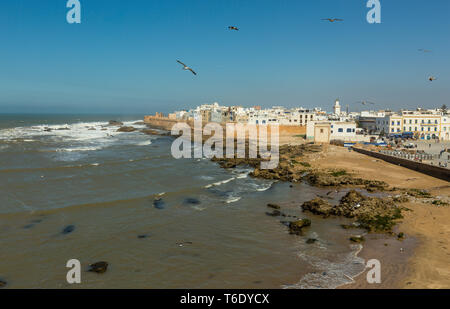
1, 0, 449, 114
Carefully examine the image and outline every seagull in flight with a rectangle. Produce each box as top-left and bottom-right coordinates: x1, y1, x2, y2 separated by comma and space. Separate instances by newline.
322, 18, 344, 22
177, 60, 197, 75
228, 26, 239, 31
428, 76, 437, 82
356, 100, 376, 106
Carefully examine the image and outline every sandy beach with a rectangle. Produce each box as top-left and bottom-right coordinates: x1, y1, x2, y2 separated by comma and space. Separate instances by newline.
308, 144, 450, 289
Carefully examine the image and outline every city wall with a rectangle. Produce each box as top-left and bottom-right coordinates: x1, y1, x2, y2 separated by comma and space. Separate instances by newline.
143, 116, 306, 137
353, 147, 450, 182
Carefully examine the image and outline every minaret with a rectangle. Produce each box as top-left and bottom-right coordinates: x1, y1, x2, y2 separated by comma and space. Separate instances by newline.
334, 99, 341, 116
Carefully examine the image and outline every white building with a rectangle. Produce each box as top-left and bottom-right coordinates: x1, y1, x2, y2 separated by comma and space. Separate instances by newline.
330, 121, 357, 141
333, 99, 341, 116
375, 109, 448, 140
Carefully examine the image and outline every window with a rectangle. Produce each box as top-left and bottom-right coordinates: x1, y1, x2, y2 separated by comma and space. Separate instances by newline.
409, 120, 412, 124
338, 128, 343, 133
415, 120, 418, 124
392, 121, 394, 126
435, 120, 438, 124
320, 129, 324, 133
391, 128, 395, 132
415, 127, 417, 131
397, 121, 400, 126
346, 128, 352, 133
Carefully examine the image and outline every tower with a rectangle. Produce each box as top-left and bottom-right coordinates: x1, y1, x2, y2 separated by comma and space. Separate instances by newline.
334, 99, 341, 115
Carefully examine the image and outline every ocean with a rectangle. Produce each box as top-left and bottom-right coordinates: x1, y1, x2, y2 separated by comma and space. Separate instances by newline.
0, 114, 367, 289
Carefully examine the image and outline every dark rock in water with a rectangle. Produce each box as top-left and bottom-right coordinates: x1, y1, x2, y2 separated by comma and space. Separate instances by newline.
288, 219, 311, 235
109, 120, 123, 126
117, 126, 136, 133
0, 280, 7, 288
57, 127, 70, 131
280, 221, 291, 227
301, 198, 334, 218
340, 224, 355, 230
306, 238, 317, 244
138, 234, 150, 239
349, 236, 365, 243
267, 203, 281, 210
184, 198, 201, 205
141, 129, 161, 135
153, 198, 165, 210
265, 210, 282, 217
44, 128, 52, 132
88, 262, 108, 273
62, 225, 75, 235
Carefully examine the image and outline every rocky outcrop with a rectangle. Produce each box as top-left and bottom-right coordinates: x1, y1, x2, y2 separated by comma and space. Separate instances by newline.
117, 126, 137, 133
109, 120, 123, 126
0, 279, 7, 288
302, 190, 404, 233
305, 171, 388, 192
288, 218, 311, 235
300, 198, 334, 218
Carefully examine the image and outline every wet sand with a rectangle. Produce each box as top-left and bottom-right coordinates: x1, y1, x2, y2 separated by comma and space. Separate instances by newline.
311, 145, 450, 289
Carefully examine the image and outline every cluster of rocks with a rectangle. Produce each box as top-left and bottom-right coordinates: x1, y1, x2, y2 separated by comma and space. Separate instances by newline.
117, 126, 137, 133
301, 190, 404, 233
264, 204, 311, 236
304, 170, 389, 192
210, 143, 391, 192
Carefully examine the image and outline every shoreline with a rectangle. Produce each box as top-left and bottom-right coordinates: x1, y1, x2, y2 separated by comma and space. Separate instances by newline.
126, 122, 450, 288
310, 145, 450, 289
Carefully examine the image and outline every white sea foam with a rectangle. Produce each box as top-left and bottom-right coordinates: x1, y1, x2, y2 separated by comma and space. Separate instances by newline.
55, 146, 102, 152
225, 196, 242, 204
283, 244, 366, 289
136, 140, 152, 146
204, 177, 236, 188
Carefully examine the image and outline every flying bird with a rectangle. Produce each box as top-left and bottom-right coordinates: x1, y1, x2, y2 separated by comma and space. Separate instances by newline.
228, 26, 239, 31
428, 76, 437, 81
356, 101, 376, 106
177, 60, 197, 75
418, 49, 432, 53
322, 18, 344, 22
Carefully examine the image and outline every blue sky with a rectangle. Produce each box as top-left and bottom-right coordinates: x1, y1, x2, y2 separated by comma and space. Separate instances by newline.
0, 0, 449, 114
